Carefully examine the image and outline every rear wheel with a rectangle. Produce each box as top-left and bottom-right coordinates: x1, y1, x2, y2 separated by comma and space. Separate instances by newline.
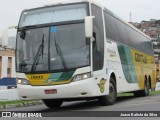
99, 77, 117, 106
142, 79, 150, 96
43, 99, 63, 108
134, 78, 150, 97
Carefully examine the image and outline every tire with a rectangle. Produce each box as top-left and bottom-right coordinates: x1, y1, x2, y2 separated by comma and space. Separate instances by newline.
43, 99, 63, 108
99, 77, 117, 106
141, 79, 150, 96
134, 79, 150, 97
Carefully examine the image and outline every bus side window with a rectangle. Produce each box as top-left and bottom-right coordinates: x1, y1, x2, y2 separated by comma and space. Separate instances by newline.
93, 32, 97, 51
91, 4, 104, 71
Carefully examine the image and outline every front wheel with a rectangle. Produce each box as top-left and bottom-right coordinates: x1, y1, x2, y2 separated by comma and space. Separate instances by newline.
99, 78, 117, 106
42, 99, 63, 108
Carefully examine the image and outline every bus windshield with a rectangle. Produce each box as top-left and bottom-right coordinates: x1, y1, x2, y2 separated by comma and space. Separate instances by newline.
16, 3, 89, 73
19, 4, 87, 27
16, 23, 89, 73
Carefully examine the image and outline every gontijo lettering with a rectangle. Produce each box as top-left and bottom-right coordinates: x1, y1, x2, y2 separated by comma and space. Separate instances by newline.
135, 53, 147, 64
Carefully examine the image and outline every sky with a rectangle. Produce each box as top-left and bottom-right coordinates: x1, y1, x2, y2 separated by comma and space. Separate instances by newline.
0, 0, 160, 37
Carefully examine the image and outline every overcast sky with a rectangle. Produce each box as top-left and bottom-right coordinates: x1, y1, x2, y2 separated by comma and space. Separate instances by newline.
0, 0, 160, 37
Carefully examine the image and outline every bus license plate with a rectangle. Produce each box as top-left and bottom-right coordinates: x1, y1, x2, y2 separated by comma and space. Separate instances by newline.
44, 89, 57, 94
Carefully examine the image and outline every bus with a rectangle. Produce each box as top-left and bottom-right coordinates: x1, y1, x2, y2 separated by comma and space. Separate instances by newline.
16, 0, 156, 108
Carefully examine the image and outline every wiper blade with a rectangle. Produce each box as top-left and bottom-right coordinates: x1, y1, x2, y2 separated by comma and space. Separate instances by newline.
54, 35, 68, 71
31, 34, 44, 72
19, 25, 39, 30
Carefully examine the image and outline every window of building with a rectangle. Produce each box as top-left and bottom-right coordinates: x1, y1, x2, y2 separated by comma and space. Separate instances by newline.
7, 68, 11, 75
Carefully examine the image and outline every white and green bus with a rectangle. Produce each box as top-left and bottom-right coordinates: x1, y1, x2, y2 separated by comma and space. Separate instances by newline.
16, 0, 156, 108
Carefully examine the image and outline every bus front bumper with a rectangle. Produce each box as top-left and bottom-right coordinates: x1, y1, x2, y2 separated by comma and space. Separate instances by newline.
17, 79, 101, 100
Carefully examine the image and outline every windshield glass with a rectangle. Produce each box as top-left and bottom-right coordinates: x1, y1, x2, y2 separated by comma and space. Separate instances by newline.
19, 4, 87, 27
50, 24, 89, 71
16, 23, 90, 73
16, 27, 49, 72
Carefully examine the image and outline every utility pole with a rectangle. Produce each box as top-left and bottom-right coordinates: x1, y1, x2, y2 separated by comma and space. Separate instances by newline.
129, 12, 132, 22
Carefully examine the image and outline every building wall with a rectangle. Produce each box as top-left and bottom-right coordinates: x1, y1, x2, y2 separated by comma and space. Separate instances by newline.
0, 89, 19, 101
11, 57, 16, 77
0, 50, 16, 79
1, 56, 8, 78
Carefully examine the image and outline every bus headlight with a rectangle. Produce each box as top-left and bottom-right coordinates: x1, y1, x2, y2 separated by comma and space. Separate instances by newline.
72, 72, 91, 82
17, 78, 31, 85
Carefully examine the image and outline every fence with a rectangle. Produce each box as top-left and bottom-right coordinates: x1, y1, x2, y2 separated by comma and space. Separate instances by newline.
0, 89, 19, 101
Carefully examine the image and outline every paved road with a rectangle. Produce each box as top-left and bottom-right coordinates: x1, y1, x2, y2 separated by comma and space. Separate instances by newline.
1, 94, 160, 119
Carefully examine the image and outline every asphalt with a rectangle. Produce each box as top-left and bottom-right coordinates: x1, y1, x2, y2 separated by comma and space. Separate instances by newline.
0, 94, 160, 120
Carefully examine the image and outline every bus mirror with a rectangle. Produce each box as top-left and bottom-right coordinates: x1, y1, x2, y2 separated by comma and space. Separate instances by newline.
85, 16, 95, 39
20, 30, 26, 40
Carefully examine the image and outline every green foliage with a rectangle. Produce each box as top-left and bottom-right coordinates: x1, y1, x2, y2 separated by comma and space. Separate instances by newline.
118, 90, 160, 97
0, 100, 40, 106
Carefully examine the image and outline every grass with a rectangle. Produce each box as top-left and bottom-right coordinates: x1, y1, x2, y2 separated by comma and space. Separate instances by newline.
150, 90, 160, 95
0, 100, 41, 106
118, 90, 160, 97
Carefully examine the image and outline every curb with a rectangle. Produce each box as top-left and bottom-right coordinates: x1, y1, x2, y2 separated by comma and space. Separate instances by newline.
0, 100, 43, 110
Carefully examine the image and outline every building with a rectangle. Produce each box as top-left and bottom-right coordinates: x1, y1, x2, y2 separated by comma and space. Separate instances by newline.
0, 47, 16, 79
0, 47, 19, 101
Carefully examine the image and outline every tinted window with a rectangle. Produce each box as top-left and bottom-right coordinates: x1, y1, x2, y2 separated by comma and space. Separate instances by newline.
104, 9, 153, 55
104, 12, 118, 41
114, 18, 127, 45
91, 4, 104, 70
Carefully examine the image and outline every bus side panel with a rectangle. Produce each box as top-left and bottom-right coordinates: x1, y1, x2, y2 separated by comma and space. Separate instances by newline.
106, 42, 140, 93
131, 49, 156, 90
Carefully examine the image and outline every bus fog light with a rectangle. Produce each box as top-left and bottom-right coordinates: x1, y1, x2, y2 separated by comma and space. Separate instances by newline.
72, 72, 91, 82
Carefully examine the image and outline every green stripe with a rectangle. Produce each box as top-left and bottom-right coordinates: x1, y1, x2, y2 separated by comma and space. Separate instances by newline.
48, 71, 75, 82
117, 44, 138, 83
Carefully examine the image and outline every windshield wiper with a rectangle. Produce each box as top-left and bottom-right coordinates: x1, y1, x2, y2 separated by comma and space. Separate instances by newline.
31, 34, 44, 72
19, 25, 39, 30
54, 35, 68, 71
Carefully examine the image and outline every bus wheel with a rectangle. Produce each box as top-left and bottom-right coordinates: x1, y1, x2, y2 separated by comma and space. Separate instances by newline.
99, 77, 117, 106
134, 79, 150, 97
42, 99, 63, 108
141, 79, 150, 96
